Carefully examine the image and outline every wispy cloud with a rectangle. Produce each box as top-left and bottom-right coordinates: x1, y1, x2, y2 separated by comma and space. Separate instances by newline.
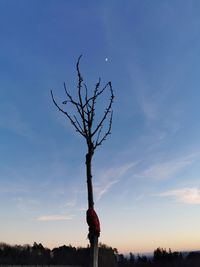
129, 66, 172, 123
136, 154, 195, 180
95, 162, 136, 200
140, 95, 159, 121
0, 182, 29, 195
158, 187, 200, 204
95, 179, 119, 201
65, 199, 76, 208
16, 197, 40, 213
37, 214, 73, 221
0, 102, 33, 137
64, 193, 79, 208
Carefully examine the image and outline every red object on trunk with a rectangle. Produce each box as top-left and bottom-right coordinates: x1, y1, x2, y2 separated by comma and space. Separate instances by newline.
86, 208, 100, 237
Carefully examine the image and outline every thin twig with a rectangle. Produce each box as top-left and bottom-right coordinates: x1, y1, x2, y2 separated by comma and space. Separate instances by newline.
51, 90, 85, 137
94, 110, 113, 149
92, 82, 114, 137
76, 55, 88, 138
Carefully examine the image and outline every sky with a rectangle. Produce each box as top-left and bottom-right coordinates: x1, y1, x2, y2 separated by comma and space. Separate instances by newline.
1, 0, 200, 254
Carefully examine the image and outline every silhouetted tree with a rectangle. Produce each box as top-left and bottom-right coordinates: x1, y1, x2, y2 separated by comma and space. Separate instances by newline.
52, 244, 77, 265
136, 254, 148, 265
153, 247, 183, 266
51, 56, 114, 267
98, 243, 117, 267
129, 252, 135, 265
186, 251, 200, 267
154, 247, 167, 263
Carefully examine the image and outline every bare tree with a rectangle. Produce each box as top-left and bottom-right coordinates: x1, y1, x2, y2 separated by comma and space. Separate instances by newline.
51, 56, 114, 267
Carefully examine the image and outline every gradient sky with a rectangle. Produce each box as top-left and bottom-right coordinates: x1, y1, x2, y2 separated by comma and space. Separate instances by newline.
1, 0, 200, 254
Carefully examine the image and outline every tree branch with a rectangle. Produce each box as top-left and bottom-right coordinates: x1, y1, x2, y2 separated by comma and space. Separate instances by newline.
63, 82, 84, 120
51, 56, 114, 152
51, 90, 86, 138
90, 78, 101, 123
76, 55, 88, 138
83, 83, 92, 134
74, 115, 84, 133
94, 110, 113, 149
92, 82, 114, 137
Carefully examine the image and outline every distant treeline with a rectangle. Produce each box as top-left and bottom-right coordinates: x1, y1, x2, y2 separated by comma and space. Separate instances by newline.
0, 242, 200, 267
118, 247, 200, 267
0, 242, 116, 267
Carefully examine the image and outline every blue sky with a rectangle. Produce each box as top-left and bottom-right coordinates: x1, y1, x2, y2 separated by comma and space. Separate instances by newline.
1, 0, 200, 254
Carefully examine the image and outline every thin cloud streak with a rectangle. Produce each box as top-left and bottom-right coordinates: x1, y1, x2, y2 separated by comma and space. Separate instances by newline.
16, 197, 40, 213
65, 200, 76, 208
95, 162, 137, 201
37, 214, 74, 221
136, 154, 195, 180
95, 179, 119, 201
158, 187, 200, 204
0, 102, 33, 138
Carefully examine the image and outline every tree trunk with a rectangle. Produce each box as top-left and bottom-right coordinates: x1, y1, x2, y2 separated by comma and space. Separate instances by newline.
86, 151, 99, 267
86, 151, 94, 209
90, 235, 98, 267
